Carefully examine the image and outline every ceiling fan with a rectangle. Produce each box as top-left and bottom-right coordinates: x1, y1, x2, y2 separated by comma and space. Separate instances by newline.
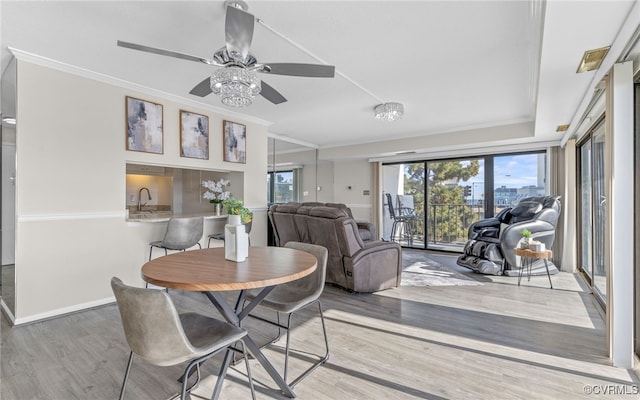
117, 1, 335, 107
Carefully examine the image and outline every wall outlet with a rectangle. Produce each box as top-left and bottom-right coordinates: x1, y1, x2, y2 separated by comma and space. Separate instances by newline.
363, 190, 370, 195
303, 191, 309, 196
129, 194, 135, 203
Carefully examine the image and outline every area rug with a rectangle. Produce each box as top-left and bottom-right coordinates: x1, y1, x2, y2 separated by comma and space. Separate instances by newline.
401, 251, 483, 287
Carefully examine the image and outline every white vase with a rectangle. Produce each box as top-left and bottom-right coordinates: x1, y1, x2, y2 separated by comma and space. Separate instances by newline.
215, 203, 221, 216
225, 215, 248, 262
227, 214, 241, 225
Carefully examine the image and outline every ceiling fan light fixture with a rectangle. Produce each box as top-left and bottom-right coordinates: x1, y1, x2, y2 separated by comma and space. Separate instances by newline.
374, 102, 404, 122
210, 66, 261, 107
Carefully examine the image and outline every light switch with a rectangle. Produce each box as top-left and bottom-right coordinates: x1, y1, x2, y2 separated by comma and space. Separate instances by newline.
303, 191, 309, 196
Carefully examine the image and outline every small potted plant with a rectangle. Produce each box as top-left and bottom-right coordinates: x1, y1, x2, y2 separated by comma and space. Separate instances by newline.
222, 197, 253, 225
520, 228, 532, 249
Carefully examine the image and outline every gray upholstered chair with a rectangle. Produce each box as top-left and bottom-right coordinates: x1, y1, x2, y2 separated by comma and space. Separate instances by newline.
111, 277, 255, 400
149, 216, 203, 260
243, 242, 329, 388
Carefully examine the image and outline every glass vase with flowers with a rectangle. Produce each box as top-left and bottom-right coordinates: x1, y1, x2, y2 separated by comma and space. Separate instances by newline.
202, 178, 231, 215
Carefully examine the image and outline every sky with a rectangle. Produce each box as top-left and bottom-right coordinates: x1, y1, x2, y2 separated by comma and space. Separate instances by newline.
463, 154, 544, 198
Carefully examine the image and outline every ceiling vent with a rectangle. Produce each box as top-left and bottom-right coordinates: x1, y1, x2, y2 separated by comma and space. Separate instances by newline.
576, 46, 610, 73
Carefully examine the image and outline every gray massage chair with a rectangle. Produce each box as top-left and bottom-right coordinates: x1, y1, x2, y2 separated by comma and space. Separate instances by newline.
457, 195, 561, 276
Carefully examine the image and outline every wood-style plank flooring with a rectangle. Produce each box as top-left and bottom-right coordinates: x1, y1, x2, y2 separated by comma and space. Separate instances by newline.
2, 252, 638, 399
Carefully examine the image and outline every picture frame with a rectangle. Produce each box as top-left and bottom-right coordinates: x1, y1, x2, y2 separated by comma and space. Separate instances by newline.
180, 110, 209, 160
125, 96, 163, 154
223, 120, 246, 163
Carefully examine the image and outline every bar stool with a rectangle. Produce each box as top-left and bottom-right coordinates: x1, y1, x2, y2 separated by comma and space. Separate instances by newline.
149, 216, 204, 260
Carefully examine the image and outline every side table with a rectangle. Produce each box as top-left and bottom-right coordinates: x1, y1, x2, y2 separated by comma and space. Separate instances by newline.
514, 247, 553, 289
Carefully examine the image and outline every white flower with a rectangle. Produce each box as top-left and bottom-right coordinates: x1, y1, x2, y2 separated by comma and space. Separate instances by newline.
202, 179, 231, 203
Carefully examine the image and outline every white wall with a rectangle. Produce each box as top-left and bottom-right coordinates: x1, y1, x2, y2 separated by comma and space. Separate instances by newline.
320, 122, 535, 161
12, 59, 268, 322
315, 162, 334, 203
331, 160, 372, 222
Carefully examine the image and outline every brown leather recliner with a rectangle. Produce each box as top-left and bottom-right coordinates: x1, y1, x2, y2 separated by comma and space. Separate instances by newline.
269, 203, 401, 293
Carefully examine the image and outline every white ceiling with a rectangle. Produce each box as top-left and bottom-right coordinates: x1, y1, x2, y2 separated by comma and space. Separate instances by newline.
1, 0, 637, 155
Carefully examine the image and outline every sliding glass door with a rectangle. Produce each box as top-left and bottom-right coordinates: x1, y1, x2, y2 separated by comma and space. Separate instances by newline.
382, 151, 547, 252
579, 138, 594, 282
425, 159, 483, 251
578, 120, 606, 302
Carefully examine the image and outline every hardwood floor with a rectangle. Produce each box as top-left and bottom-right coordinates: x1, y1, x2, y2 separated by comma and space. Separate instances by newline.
2, 253, 638, 399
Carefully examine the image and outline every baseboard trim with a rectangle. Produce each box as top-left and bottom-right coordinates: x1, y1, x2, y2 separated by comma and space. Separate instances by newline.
1, 299, 16, 325
11, 297, 115, 326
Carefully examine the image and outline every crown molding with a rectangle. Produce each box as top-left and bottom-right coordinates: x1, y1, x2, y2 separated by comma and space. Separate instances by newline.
267, 132, 319, 149
8, 47, 273, 127
368, 139, 561, 163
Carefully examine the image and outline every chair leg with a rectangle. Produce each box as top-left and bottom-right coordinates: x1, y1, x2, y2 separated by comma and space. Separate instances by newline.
284, 313, 293, 383
280, 300, 330, 388
391, 221, 398, 241
241, 301, 328, 387
181, 360, 203, 400
239, 340, 256, 400
119, 351, 135, 400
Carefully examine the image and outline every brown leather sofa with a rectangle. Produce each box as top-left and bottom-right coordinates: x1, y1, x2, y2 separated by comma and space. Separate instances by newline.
268, 202, 402, 293
292, 202, 376, 242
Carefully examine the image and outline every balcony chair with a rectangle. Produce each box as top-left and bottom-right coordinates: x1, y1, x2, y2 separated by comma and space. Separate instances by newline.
243, 242, 329, 388
457, 195, 561, 276
149, 216, 203, 261
385, 193, 416, 245
110, 277, 256, 400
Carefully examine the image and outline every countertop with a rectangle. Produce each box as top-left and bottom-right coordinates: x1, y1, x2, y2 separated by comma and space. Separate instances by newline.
126, 211, 229, 223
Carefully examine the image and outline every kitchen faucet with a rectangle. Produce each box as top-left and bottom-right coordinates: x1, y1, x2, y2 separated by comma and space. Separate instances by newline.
137, 187, 152, 211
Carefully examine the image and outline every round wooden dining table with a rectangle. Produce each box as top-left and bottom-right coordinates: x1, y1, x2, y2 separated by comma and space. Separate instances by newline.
141, 246, 317, 399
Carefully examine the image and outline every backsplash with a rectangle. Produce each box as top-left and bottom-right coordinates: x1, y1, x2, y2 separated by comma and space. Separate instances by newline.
125, 163, 245, 214
125, 173, 173, 211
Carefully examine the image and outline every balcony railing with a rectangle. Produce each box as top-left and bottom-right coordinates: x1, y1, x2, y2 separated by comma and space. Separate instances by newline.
392, 202, 513, 251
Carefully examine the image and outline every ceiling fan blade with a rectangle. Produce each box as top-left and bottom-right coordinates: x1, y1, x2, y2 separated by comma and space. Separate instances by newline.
259, 63, 335, 78
189, 77, 213, 97
225, 5, 254, 62
117, 40, 220, 65
260, 81, 287, 104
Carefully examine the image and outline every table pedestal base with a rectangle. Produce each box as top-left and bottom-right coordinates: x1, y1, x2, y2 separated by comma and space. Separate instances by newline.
206, 290, 297, 399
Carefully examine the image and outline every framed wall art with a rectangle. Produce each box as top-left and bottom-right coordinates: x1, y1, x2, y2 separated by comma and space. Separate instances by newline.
223, 120, 246, 163
125, 96, 163, 154
180, 110, 209, 159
